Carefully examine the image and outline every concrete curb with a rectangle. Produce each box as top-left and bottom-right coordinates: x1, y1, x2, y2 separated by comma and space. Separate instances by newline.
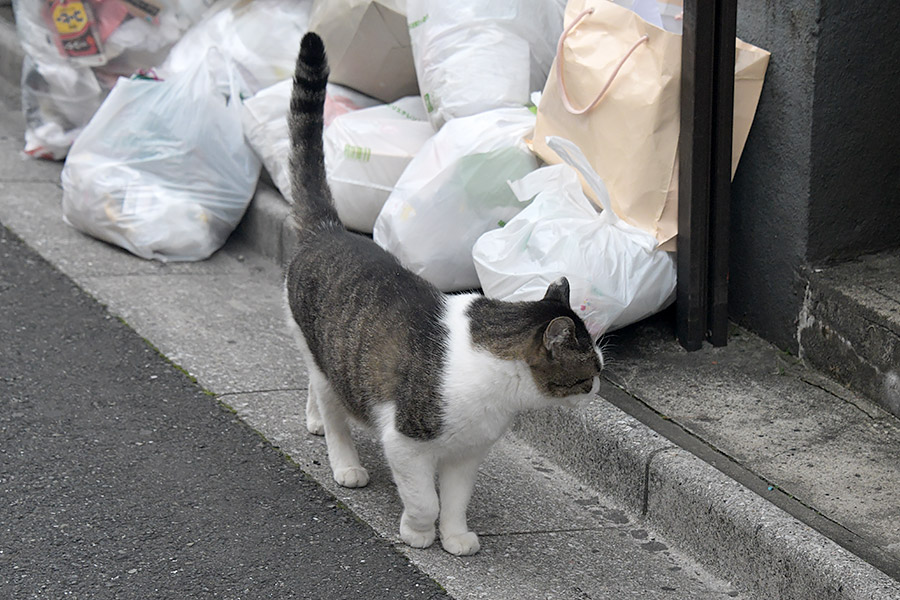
644, 448, 900, 600
2, 16, 898, 599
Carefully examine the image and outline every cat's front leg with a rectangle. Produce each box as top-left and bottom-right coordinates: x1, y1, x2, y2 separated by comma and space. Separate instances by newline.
438, 451, 485, 556
383, 438, 439, 548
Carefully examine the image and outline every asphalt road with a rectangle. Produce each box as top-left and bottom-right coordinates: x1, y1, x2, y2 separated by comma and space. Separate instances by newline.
0, 223, 448, 599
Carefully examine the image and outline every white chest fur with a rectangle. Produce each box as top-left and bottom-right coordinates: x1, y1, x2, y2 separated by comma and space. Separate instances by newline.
433, 294, 547, 453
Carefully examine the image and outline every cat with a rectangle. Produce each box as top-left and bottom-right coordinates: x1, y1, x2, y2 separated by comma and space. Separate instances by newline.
284, 32, 603, 556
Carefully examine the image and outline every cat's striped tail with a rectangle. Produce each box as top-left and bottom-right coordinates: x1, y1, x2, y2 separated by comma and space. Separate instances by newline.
288, 32, 343, 231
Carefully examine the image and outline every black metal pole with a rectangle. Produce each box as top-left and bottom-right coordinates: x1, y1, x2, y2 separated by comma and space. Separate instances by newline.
677, 0, 716, 351
707, 0, 737, 347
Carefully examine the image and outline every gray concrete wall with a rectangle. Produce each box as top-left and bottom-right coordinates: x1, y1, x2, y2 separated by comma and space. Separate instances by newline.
729, 1, 900, 351
807, 1, 900, 263
730, 0, 819, 351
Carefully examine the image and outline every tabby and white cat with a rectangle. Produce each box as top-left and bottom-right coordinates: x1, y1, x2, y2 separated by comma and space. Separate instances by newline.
284, 33, 603, 556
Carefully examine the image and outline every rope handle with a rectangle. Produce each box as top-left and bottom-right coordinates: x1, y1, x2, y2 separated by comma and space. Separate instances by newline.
557, 7, 650, 115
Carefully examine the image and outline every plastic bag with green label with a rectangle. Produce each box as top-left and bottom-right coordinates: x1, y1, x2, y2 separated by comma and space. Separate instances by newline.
242, 78, 381, 204
325, 96, 435, 233
373, 106, 537, 291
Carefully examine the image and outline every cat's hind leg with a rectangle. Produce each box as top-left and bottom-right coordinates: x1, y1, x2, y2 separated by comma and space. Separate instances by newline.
288, 312, 367, 487
312, 371, 369, 488
382, 434, 439, 549
438, 451, 485, 556
305, 383, 325, 436
286, 306, 326, 438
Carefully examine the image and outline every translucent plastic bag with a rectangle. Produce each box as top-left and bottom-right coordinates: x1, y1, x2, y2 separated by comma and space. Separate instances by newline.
472, 137, 676, 338
20, 57, 106, 160
13, 0, 219, 159
61, 58, 261, 262
325, 96, 435, 233
406, 0, 565, 129
373, 107, 538, 291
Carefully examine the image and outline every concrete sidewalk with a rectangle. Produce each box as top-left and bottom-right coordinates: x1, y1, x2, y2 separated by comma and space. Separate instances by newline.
2, 11, 899, 598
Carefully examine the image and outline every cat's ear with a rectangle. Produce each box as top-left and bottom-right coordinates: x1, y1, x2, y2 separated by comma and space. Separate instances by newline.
543, 316, 576, 355
543, 277, 570, 306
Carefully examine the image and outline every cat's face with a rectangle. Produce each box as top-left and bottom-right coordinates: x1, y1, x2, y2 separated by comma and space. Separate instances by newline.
528, 315, 603, 402
526, 279, 604, 404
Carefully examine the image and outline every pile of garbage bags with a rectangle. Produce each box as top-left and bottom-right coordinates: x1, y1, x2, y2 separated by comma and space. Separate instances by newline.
15, 0, 769, 338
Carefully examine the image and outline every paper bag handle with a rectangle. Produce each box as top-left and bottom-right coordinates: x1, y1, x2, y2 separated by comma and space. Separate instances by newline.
557, 8, 649, 115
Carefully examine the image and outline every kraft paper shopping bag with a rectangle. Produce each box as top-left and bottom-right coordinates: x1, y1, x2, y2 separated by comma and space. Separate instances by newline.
533, 0, 769, 249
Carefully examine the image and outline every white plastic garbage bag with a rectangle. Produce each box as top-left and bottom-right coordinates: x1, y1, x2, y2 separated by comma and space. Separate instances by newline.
406, 0, 565, 129
61, 57, 261, 262
242, 79, 381, 203
161, 0, 313, 94
325, 96, 435, 233
472, 137, 677, 338
373, 107, 538, 291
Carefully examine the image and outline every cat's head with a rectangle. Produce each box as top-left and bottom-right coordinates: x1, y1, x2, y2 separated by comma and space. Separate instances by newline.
526, 278, 604, 405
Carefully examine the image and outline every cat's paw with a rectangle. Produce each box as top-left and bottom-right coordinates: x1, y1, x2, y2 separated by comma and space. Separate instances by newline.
400, 523, 436, 549
333, 466, 369, 488
441, 532, 480, 556
306, 417, 324, 436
